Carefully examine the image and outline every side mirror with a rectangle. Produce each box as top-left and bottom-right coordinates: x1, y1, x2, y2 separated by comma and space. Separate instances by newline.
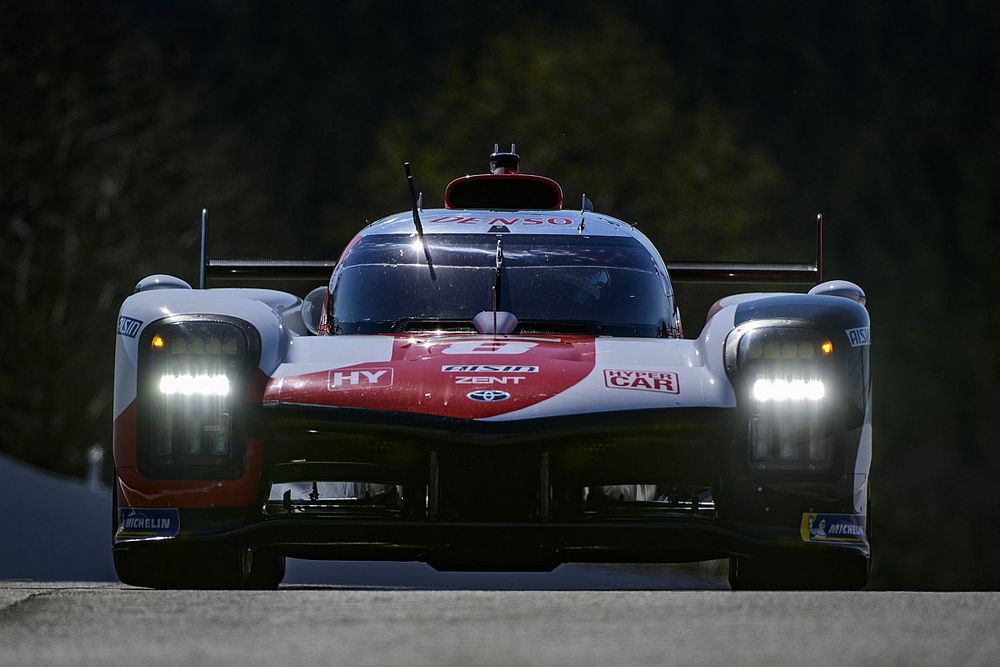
808, 280, 866, 305
134, 274, 192, 293
301, 286, 327, 335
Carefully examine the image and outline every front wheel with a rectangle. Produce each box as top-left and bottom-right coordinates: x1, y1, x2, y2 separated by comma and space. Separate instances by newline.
728, 551, 870, 590
114, 544, 253, 589
244, 550, 286, 590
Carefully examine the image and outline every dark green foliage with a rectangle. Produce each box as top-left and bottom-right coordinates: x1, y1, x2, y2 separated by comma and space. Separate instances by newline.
357, 17, 785, 261
0, 3, 277, 471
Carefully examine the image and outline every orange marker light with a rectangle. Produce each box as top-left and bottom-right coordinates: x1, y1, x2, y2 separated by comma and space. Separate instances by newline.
152, 335, 165, 349
821, 340, 834, 355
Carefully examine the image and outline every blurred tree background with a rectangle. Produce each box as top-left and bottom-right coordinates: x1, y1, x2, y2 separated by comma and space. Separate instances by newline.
2, 0, 998, 589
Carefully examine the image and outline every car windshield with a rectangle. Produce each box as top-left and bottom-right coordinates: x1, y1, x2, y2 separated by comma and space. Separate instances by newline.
329, 233, 673, 336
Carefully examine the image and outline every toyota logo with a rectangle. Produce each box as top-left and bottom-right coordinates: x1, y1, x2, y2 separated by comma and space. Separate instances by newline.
466, 389, 511, 402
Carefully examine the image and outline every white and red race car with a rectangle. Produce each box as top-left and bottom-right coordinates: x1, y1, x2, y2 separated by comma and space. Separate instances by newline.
112, 148, 872, 589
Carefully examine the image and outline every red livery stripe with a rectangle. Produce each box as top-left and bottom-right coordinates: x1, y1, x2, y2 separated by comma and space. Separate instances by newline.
264, 334, 596, 420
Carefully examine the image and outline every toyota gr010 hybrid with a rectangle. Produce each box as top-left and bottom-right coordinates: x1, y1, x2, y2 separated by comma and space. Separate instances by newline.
112, 147, 872, 589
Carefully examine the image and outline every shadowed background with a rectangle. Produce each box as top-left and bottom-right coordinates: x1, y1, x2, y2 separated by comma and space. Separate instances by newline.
2, 0, 997, 589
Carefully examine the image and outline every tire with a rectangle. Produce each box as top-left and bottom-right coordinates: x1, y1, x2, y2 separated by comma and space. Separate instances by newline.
728, 551, 870, 591
244, 549, 286, 590
112, 479, 282, 589
114, 543, 252, 589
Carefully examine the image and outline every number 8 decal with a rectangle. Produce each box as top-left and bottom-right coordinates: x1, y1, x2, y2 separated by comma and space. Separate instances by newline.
441, 341, 538, 355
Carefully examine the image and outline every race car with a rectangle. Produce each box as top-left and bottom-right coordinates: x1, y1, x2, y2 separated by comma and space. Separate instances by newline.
112, 147, 872, 590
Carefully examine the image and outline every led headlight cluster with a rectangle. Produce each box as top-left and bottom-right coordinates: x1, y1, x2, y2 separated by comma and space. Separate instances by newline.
158, 373, 231, 396
735, 326, 838, 472
139, 318, 259, 479
752, 378, 825, 402
744, 338, 833, 362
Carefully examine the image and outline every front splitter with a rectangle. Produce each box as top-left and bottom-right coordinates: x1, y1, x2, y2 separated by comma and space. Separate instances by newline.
114, 514, 870, 566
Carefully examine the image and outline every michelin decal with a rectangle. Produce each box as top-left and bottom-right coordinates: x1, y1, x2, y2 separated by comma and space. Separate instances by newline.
801, 513, 867, 544
118, 508, 180, 539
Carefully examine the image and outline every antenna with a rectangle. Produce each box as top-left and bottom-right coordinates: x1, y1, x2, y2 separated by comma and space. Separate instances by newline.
579, 194, 593, 232
199, 208, 209, 289
404, 162, 424, 236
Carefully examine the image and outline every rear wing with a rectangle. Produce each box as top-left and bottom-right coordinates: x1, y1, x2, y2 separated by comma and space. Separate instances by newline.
204, 258, 335, 291
667, 214, 824, 285
197, 211, 825, 291
198, 210, 334, 293
666, 261, 818, 284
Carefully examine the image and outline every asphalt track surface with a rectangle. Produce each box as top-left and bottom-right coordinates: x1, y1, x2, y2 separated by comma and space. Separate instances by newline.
2, 574, 999, 666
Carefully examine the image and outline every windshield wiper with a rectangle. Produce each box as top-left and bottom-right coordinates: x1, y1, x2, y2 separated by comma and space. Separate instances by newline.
404, 161, 436, 280
514, 319, 598, 335
398, 319, 475, 333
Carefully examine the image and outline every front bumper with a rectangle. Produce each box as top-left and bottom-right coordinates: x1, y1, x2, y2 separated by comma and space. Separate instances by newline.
115, 406, 870, 568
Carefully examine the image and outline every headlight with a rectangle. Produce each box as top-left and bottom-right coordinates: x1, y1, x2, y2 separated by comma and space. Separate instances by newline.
734, 326, 838, 472
751, 378, 825, 402
138, 317, 260, 479
158, 373, 231, 396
